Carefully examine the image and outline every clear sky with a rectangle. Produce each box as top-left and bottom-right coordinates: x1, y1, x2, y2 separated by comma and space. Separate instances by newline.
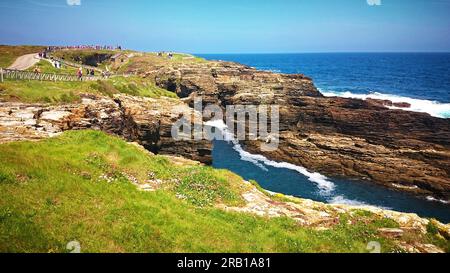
1, 0, 449, 53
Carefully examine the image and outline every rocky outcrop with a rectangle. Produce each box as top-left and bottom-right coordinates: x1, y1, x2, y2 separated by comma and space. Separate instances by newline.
366, 98, 412, 108
221, 181, 450, 253
129, 59, 450, 201
0, 94, 212, 164
244, 96, 450, 200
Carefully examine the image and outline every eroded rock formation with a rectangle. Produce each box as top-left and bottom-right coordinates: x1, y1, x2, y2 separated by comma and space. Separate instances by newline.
130, 59, 450, 201
0, 95, 212, 164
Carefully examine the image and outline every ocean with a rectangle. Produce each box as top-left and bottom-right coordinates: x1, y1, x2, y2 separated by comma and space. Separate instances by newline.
198, 53, 450, 223
199, 53, 450, 118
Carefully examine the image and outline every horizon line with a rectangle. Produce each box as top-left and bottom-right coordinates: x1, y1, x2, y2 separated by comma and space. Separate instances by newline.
192, 51, 450, 55
1, 44, 450, 55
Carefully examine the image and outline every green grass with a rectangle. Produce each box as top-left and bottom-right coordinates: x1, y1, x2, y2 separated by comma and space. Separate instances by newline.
113, 52, 207, 74
95, 76, 178, 99
0, 45, 46, 68
170, 53, 207, 63
26, 60, 78, 75
0, 80, 92, 103
0, 76, 177, 104
0, 130, 426, 253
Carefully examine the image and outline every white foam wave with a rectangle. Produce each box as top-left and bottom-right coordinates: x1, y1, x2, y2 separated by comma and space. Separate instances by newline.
426, 196, 450, 204
206, 119, 335, 194
329, 195, 369, 206
320, 89, 450, 119
208, 119, 400, 209
330, 196, 392, 210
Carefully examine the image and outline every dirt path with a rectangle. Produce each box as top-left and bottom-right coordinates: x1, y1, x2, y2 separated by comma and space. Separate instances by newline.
7, 53, 39, 70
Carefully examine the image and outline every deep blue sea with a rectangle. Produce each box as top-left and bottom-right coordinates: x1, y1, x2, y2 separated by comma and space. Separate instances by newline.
200, 53, 450, 118
198, 53, 450, 223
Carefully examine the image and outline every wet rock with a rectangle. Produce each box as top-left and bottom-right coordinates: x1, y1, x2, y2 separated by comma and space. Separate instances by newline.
366, 98, 411, 109
393, 102, 412, 108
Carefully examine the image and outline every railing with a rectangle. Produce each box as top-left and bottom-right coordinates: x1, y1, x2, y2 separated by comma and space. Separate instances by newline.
0, 68, 102, 82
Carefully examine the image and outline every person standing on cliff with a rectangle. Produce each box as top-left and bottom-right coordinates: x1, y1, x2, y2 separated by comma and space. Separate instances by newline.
77, 67, 83, 81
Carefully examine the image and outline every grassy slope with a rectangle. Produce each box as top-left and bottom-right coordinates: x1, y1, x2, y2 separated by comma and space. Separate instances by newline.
27, 60, 79, 75
0, 76, 177, 104
0, 130, 426, 253
114, 52, 207, 74
0, 45, 46, 68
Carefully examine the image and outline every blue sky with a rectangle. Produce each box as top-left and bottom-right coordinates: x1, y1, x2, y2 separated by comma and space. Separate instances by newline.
0, 0, 449, 53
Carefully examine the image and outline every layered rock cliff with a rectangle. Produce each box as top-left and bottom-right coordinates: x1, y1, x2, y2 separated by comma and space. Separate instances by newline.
0, 95, 212, 164
126, 58, 450, 201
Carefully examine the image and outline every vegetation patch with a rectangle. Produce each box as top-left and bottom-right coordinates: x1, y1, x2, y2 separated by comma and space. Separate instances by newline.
0, 76, 177, 104
97, 76, 178, 98
173, 167, 243, 207
27, 60, 78, 75
0, 130, 430, 253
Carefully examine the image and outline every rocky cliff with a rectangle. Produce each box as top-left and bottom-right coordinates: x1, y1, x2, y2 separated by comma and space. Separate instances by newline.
125, 58, 450, 201
2, 54, 449, 201
0, 94, 212, 164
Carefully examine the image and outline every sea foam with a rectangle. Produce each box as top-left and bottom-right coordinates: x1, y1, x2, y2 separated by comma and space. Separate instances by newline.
205, 120, 442, 209
205, 119, 335, 194
329, 196, 392, 210
320, 90, 450, 119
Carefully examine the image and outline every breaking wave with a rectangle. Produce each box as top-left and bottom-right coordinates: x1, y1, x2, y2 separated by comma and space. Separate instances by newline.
320, 89, 450, 119
206, 119, 335, 194
329, 196, 392, 210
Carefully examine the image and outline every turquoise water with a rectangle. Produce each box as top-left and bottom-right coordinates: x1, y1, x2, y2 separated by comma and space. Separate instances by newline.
199, 53, 450, 222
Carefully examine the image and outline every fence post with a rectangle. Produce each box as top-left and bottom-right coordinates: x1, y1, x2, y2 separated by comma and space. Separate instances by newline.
0, 68, 3, 83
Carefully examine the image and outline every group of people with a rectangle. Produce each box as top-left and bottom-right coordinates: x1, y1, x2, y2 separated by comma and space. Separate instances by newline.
53, 60, 62, 69
46, 45, 122, 52
76, 68, 111, 81
77, 67, 97, 81
34, 45, 119, 80
157, 52, 174, 59
38, 52, 48, 59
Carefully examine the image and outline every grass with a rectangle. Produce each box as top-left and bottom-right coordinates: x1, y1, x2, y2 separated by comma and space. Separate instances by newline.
95, 76, 178, 99
0, 76, 177, 104
0, 130, 432, 253
170, 53, 207, 63
114, 52, 207, 74
26, 60, 78, 75
0, 45, 46, 68
0, 80, 92, 104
